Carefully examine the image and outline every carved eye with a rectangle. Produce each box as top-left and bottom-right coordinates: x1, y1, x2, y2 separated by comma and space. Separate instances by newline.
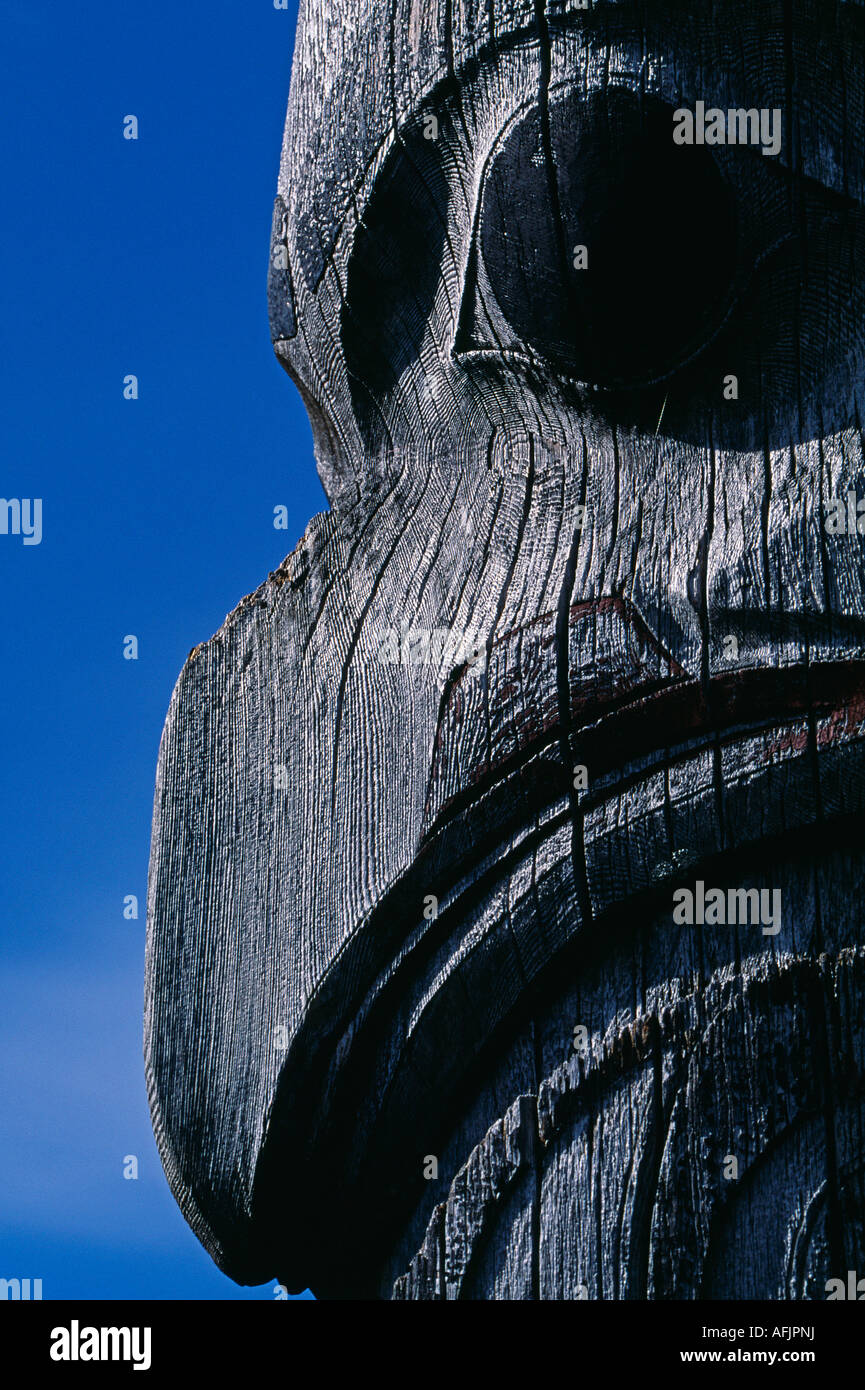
341, 120, 449, 452
457, 88, 739, 390
456, 83, 863, 428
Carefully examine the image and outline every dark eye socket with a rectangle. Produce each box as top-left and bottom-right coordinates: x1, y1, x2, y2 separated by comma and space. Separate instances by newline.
341, 121, 450, 454
340, 76, 863, 452
461, 89, 739, 389
456, 84, 864, 443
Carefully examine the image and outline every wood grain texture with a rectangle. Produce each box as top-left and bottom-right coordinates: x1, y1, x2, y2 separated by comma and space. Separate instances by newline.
145, 0, 865, 1297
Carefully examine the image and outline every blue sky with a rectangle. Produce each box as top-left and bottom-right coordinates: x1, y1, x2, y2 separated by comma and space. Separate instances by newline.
0, 0, 320, 1299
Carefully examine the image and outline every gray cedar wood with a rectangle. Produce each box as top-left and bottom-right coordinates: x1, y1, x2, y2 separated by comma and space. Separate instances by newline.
144, 0, 865, 1297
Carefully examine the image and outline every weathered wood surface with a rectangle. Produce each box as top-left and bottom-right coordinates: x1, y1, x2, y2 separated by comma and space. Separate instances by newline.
145, 0, 865, 1297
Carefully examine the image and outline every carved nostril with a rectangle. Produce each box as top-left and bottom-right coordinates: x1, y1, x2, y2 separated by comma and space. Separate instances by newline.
473, 88, 739, 389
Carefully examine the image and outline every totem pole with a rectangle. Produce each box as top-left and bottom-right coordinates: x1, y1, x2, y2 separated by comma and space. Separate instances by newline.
146, 0, 865, 1298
